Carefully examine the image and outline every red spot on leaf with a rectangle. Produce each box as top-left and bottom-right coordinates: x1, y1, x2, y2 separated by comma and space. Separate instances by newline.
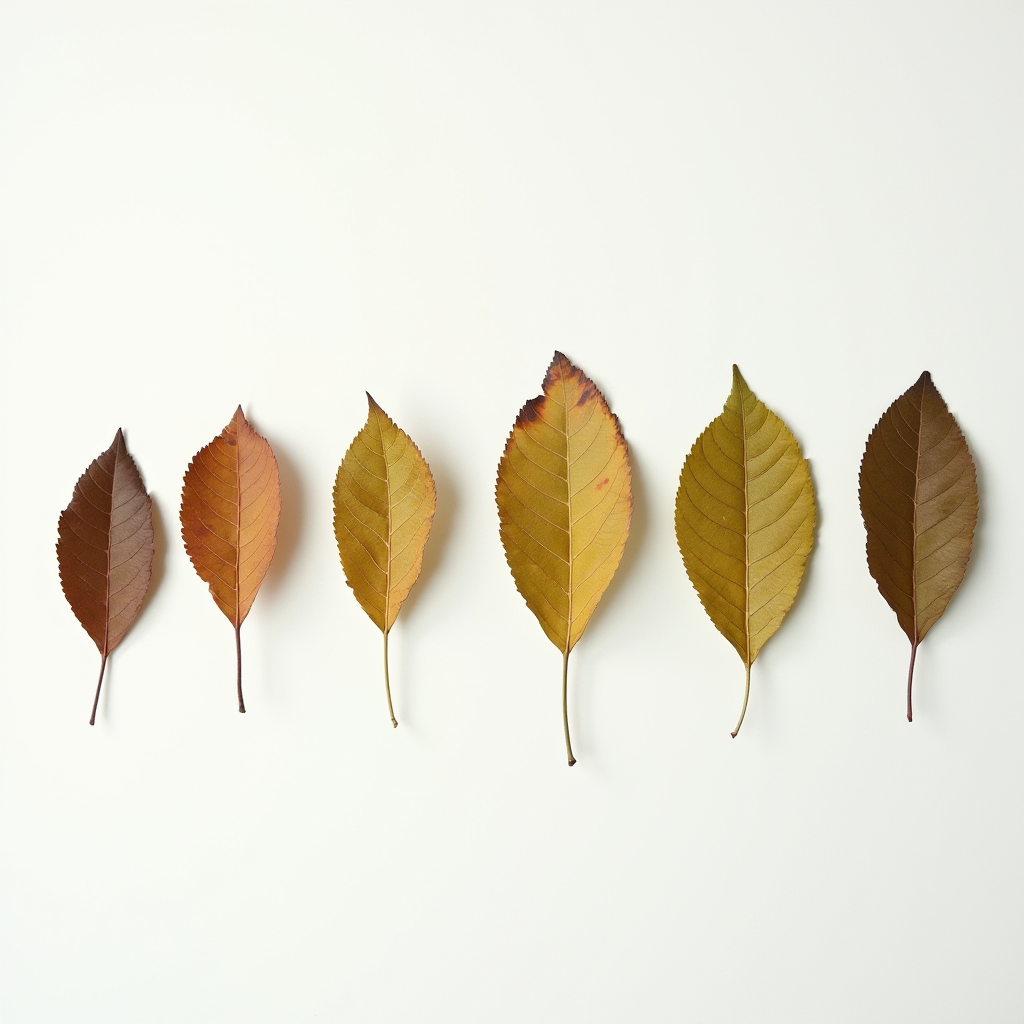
596, 477, 609, 491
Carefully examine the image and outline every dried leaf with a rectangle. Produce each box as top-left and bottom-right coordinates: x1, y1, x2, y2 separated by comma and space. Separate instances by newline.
333, 394, 437, 727
496, 352, 632, 766
675, 366, 815, 737
180, 407, 281, 713
56, 429, 155, 724
858, 371, 978, 721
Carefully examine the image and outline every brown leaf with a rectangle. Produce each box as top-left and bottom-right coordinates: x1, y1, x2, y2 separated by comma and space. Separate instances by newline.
496, 352, 632, 766
180, 407, 281, 713
859, 372, 978, 721
57, 429, 155, 725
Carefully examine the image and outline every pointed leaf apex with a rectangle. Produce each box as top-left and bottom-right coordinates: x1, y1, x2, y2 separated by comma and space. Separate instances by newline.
366, 392, 380, 410
730, 364, 751, 399
916, 370, 932, 386
113, 427, 126, 448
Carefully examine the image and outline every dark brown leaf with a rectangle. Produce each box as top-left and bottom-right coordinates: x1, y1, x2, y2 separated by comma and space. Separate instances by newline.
57, 429, 155, 724
859, 372, 978, 720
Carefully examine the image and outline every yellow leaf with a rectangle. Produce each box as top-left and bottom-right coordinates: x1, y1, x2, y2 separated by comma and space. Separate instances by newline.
334, 394, 436, 728
675, 366, 815, 737
497, 352, 632, 766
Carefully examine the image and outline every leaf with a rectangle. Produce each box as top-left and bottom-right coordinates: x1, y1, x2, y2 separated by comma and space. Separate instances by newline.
180, 406, 281, 713
333, 394, 437, 728
496, 351, 632, 766
675, 365, 815, 737
56, 429, 155, 725
858, 371, 978, 721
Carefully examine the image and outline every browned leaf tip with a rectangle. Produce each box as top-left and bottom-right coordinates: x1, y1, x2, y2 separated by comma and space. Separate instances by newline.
57, 429, 155, 724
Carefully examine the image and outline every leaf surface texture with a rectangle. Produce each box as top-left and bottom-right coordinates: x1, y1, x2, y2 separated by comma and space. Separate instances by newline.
180, 407, 281, 712
333, 395, 436, 727
56, 429, 155, 724
497, 351, 632, 764
675, 366, 815, 736
858, 371, 978, 720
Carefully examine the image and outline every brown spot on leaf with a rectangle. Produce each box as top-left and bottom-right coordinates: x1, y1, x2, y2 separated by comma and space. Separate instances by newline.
596, 477, 609, 491
520, 398, 542, 424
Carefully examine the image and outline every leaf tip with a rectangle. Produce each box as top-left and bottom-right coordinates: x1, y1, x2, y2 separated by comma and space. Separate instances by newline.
544, 350, 574, 387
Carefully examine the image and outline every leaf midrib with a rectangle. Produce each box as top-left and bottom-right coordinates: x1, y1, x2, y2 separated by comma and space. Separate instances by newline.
561, 367, 573, 656
740, 387, 750, 669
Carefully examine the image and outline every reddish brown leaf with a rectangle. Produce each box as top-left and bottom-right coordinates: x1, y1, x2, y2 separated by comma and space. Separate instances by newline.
180, 407, 281, 713
859, 372, 978, 720
57, 429, 155, 725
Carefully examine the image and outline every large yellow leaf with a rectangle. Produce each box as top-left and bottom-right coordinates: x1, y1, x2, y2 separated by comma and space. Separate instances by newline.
333, 394, 436, 728
496, 352, 632, 766
675, 366, 815, 737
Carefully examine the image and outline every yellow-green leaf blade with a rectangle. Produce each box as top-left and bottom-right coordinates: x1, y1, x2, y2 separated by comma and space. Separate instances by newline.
334, 395, 436, 635
675, 366, 815, 733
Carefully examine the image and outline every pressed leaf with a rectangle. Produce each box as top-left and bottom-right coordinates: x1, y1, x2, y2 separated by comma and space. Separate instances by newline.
858, 371, 978, 721
333, 394, 437, 727
180, 406, 281, 713
56, 429, 155, 725
675, 366, 815, 737
496, 351, 632, 766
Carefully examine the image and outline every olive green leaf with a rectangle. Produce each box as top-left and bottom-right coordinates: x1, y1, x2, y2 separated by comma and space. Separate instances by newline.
675, 366, 815, 737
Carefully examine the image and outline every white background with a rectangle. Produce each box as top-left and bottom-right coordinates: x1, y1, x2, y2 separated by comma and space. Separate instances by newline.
1, 2, 1021, 1022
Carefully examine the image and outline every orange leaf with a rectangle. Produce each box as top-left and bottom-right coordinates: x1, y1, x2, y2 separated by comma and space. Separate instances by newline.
180, 407, 281, 713
57, 429, 155, 724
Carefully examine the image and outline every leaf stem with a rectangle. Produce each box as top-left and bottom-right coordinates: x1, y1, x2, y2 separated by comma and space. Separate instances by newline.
384, 630, 397, 728
90, 654, 108, 726
236, 624, 245, 714
562, 648, 576, 766
731, 662, 751, 738
907, 641, 918, 722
